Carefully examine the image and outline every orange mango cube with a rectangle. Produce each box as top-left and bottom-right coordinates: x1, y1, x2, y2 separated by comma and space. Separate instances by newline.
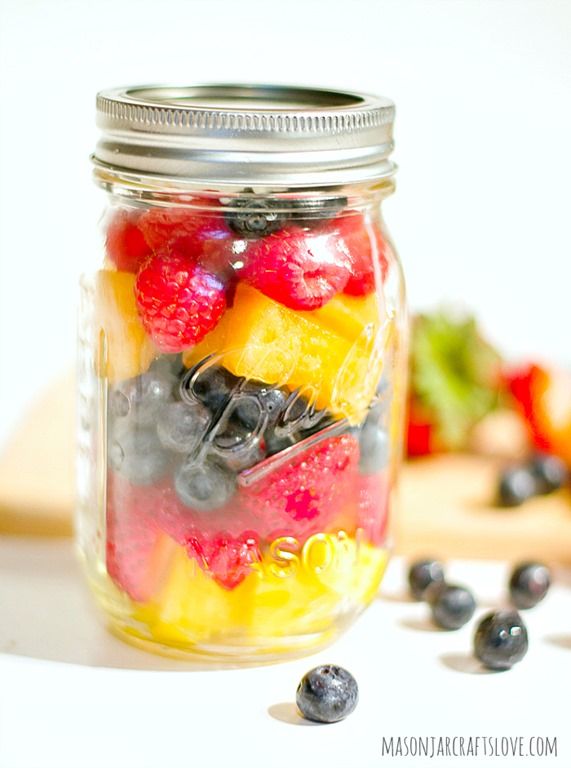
94, 270, 156, 382
184, 284, 387, 423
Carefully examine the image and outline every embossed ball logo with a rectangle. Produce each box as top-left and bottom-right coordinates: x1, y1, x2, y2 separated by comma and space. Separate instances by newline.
179, 354, 346, 485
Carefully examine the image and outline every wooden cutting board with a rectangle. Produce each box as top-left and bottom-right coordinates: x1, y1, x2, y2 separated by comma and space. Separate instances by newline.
0, 373, 75, 536
1, 375, 570, 562
397, 454, 571, 564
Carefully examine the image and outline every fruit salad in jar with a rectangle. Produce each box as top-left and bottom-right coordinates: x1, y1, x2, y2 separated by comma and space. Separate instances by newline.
78, 84, 405, 660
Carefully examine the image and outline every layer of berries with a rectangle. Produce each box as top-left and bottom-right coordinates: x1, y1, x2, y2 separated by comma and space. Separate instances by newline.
106, 347, 392, 598
106, 433, 390, 600
104, 197, 390, 354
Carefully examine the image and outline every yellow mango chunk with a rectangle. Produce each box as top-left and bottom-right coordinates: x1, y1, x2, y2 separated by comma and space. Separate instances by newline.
133, 536, 388, 648
183, 284, 387, 423
94, 270, 156, 382
303, 291, 382, 342
240, 535, 388, 638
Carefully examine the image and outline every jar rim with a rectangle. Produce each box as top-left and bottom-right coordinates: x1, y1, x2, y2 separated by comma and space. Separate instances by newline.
94, 83, 396, 187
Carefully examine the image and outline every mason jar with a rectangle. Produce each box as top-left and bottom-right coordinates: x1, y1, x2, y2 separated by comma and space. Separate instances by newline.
77, 84, 406, 661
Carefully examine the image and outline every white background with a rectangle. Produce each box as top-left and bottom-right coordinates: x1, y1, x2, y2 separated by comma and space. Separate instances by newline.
0, 0, 570, 444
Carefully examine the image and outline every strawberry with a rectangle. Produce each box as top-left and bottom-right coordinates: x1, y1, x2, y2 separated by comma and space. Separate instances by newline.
506, 362, 571, 467
407, 311, 502, 456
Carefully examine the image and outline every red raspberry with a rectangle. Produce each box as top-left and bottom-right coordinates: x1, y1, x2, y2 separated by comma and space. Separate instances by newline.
115, 436, 361, 547
241, 434, 360, 540
354, 472, 390, 546
106, 472, 163, 601
107, 467, 250, 545
241, 226, 351, 310
105, 209, 151, 273
135, 249, 227, 353
186, 531, 261, 590
138, 206, 232, 257
107, 473, 264, 591
333, 213, 389, 296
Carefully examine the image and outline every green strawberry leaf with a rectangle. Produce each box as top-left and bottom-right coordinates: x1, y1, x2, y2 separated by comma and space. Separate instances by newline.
411, 310, 502, 449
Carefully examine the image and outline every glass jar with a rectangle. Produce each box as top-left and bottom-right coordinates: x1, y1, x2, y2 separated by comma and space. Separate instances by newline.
78, 84, 406, 661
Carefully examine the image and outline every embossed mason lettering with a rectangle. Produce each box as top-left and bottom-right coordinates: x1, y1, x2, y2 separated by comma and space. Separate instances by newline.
262, 529, 363, 579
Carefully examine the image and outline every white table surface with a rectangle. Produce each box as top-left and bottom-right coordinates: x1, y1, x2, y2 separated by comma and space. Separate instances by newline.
0, 537, 568, 768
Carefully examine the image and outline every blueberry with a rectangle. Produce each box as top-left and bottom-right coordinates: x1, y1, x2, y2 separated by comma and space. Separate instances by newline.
108, 389, 130, 419
226, 198, 285, 238
358, 425, 390, 474
231, 394, 263, 432
264, 429, 299, 456
427, 583, 476, 630
214, 441, 265, 472
174, 458, 236, 510
296, 665, 358, 724
265, 417, 336, 456
284, 196, 348, 226
185, 364, 239, 414
109, 370, 175, 426
509, 562, 551, 609
108, 424, 170, 485
212, 415, 252, 449
276, 392, 330, 436
408, 559, 445, 600
282, 393, 308, 423
474, 610, 528, 670
233, 384, 288, 431
497, 466, 537, 507
226, 194, 347, 236
528, 454, 567, 494
156, 401, 210, 454
210, 417, 265, 471
298, 414, 337, 441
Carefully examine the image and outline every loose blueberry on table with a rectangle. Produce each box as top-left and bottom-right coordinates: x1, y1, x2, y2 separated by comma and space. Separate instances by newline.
408, 559, 446, 600
509, 562, 551, 610
528, 454, 567, 495
497, 466, 537, 507
473, 610, 529, 671
427, 583, 476, 631
296, 665, 359, 723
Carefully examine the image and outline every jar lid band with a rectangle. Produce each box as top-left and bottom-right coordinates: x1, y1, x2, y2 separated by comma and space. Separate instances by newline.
94, 84, 396, 187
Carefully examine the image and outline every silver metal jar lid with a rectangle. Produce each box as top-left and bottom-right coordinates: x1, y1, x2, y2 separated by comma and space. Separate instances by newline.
94, 84, 395, 187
